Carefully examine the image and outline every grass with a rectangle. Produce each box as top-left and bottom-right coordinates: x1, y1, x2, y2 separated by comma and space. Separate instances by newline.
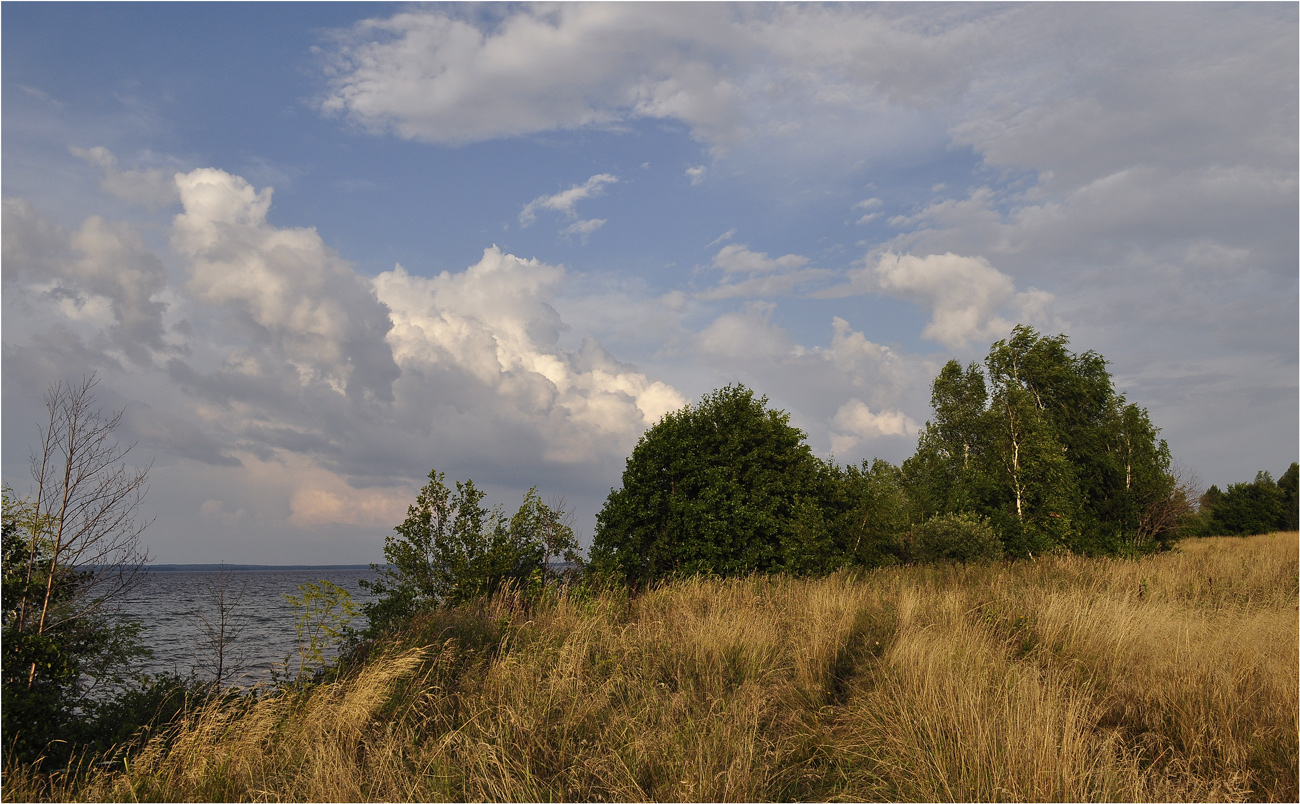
4, 532, 1296, 802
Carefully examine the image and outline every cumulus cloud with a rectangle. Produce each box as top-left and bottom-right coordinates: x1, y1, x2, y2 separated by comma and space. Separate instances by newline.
697, 244, 830, 300
321, 5, 749, 147
696, 302, 791, 359
862, 252, 1053, 350
829, 398, 918, 455
686, 165, 708, 185
520, 173, 619, 231
374, 247, 686, 463
2, 199, 170, 363
71, 146, 180, 209
172, 167, 401, 403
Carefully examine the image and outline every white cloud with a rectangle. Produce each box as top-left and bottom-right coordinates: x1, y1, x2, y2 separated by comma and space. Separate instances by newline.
711, 243, 808, 275
864, 252, 1053, 350
705, 228, 736, 248
562, 218, 606, 242
519, 173, 619, 230
696, 243, 829, 300
2, 199, 170, 363
374, 247, 687, 463
71, 146, 180, 209
829, 398, 918, 455
172, 167, 401, 402
696, 302, 791, 360
322, 5, 748, 147
686, 165, 708, 185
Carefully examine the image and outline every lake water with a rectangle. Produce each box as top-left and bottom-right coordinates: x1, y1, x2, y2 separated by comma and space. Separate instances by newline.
117, 565, 381, 686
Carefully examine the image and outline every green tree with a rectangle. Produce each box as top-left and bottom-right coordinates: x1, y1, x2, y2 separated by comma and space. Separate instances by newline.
825, 458, 908, 568
1205, 470, 1289, 535
983, 378, 1079, 556
1277, 462, 1298, 531
591, 384, 832, 585
509, 487, 583, 590
363, 472, 573, 630
903, 326, 1182, 558
283, 580, 357, 684
909, 512, 1004, 564
904, 360, 998, 525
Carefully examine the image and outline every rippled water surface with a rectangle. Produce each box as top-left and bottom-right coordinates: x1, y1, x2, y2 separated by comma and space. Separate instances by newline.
118, 566, 380, 685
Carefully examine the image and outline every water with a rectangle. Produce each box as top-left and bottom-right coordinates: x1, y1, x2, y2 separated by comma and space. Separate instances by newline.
117, 566, 381, 686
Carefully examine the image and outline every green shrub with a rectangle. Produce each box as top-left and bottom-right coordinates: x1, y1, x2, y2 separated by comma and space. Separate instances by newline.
910, 512, 1004, 564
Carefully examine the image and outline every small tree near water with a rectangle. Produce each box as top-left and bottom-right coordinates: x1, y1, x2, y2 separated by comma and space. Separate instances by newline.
362, 471, 579, 631
192, 564, 251, 687
283, 580, 356, 685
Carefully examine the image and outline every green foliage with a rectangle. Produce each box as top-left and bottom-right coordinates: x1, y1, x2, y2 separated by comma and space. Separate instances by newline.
283, 579, 357, 684
363, 472, 578, 631
1195, 464, 1299, 536
905, 326, 1184, 558
908, 512, 1004, 564
2, 487, 150, 765
589, 329, 1186, 585
1280, 463, 1299, 531
825, 458, 909, 569
591, 384, 834, 584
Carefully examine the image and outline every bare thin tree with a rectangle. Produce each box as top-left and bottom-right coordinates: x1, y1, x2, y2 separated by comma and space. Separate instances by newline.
193, 564, 251, 687
20, 374, 151, 687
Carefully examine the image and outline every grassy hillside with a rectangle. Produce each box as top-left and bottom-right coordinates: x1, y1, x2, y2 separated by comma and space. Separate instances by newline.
6, 533, 1297, 802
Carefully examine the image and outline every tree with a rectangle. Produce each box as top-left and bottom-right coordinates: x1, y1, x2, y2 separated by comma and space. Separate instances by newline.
825, 458, 908, 569
1204, 469, 1290, 535
192, 564, 251, 688
3, 375, 152, 762
283, 580, 357, 685
909, 512, 1004, 564
16, 376, 150, 656
1277, 462, 1298, 531
902, 326, 1182, 558
591, 384, 833, 584
509, 488, 583, 590
363, 472, 573, 630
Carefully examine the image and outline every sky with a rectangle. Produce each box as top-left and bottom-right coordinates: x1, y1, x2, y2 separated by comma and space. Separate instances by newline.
3, 3, 1296, 564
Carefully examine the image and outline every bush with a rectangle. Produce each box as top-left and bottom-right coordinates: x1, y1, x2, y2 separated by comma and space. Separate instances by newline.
909, 512, 1004, 564
362, 472, 579, 633
591, 384, 833, 585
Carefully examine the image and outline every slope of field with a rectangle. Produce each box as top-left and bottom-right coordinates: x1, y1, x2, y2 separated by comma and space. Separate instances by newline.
8, 533, 1297, 802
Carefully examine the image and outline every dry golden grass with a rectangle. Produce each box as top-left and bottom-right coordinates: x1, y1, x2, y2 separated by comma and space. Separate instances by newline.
4, 532, 1296, 802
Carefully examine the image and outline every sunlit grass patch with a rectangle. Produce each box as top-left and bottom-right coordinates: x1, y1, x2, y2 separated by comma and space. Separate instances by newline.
5, 533, 1295, 802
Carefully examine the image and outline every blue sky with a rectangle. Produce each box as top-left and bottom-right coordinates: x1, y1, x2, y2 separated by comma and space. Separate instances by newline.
4, 3, 1296, 564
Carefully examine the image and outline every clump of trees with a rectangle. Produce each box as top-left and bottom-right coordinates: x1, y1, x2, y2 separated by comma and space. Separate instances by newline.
590, 326, 1194, 586
903, 326, 1188, 557
362, 472, 582, 631
357, 325, 1287, 633
1189, 463, 1298, 536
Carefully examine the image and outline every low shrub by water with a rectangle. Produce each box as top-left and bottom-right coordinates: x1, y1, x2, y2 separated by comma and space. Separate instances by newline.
4, 533, 1296, 802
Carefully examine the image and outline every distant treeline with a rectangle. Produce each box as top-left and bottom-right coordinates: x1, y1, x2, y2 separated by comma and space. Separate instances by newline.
1187, 464, 1299, 537
367, 326, 1273, 617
